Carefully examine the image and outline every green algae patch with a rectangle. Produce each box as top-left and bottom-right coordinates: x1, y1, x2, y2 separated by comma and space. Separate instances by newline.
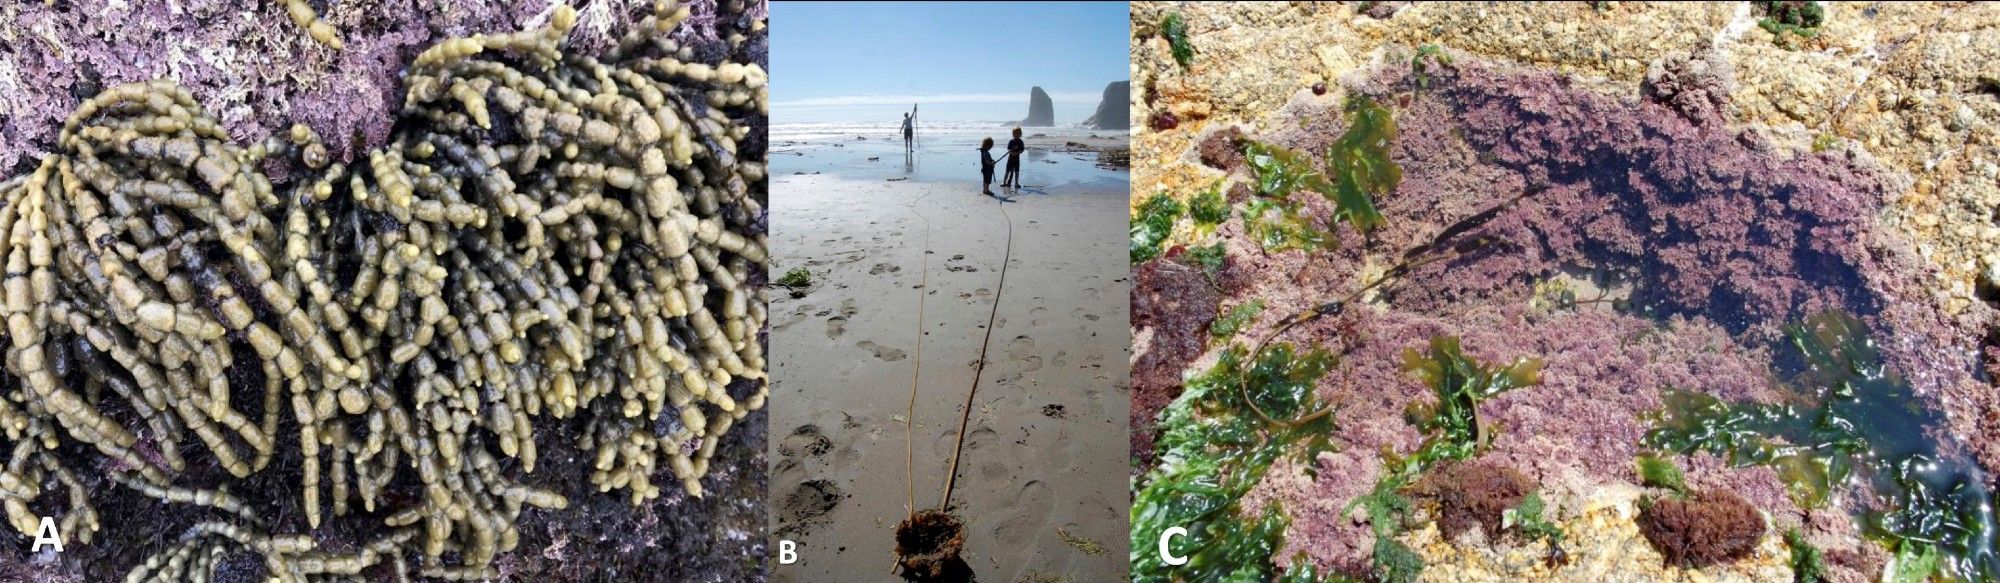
1643, 312, 1999, 581
1162, 12, 1194, 67
1325, 95, 1399, 230
1132, 191, 1185, 263
1359, 480, 1425, 583
1636, 453, 1689, 495
1186, 242, 1228, 280
1786, 528, 1829, 583
1505, 491, 1569, 565
1756, 1, 1825, 41
1189, 181, 1231, 230
1391, 336, 1543, 473
1133, 342, 1341, 581
1210, 299, 1267, 342
1134, 181, 1232, 264
777, 267, 813, 287
1241, 94, 1397, 252
1243, 197, 1328, 252
1412, 44, 1452, 91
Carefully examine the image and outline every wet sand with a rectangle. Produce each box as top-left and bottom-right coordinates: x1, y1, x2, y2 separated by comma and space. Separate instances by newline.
768, 132, 1131, 581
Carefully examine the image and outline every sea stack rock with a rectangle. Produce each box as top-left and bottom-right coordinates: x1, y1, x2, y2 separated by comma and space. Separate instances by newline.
1023, 86, 1055, 126
1082, 81, 1131, 130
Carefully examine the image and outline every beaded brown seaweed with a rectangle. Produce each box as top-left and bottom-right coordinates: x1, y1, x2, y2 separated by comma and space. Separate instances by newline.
0, 2, 767, 580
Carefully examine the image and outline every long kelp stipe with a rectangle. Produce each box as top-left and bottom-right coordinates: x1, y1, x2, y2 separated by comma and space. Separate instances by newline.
0, 2, 767, 580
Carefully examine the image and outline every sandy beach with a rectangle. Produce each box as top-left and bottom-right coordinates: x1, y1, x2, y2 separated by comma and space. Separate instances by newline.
768, 125, 1131, 581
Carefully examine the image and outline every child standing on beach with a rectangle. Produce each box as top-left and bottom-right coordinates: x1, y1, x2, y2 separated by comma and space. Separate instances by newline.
1001, 127, 1025, 188
978, 137, 999, 196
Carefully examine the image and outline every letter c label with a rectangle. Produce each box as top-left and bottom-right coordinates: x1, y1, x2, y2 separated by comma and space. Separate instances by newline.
1160, 526, 1188, 566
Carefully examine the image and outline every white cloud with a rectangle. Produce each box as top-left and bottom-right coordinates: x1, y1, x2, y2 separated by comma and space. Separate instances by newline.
776, 91, 1102, 109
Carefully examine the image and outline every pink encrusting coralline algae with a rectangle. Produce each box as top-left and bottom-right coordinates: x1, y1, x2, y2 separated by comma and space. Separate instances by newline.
0, 0, 764, 174
1139, 53, 1996, 579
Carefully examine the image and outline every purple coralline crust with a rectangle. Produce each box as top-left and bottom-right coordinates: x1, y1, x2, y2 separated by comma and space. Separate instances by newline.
1239, 306, 1837, 575
0, 0, 754, 173
1191, 56, 1991, 579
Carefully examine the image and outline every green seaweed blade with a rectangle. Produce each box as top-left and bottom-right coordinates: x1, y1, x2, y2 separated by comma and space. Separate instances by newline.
1134, 343, 1340, 582
1394, 335, 1542, 470
1239, 94, 1397, 252
1324, 95, 1396, 230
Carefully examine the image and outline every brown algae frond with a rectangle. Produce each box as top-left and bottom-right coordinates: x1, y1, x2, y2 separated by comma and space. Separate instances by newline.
0, 1, 767, 579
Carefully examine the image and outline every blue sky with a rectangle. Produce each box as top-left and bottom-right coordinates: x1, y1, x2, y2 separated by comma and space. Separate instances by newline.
771, 1, 1130, 124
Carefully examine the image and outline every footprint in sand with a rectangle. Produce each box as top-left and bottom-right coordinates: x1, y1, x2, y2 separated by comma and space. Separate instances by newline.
777, 479, 844, 536
868, 263, 901, 275
771, 310, 811, 332
856, 340, 907, 361
778, 424, 833, 458
937, 424, 999, 456
992, 480, 1054, 545
1007, 336, 1045, 372
824, 300, 859, 339
1052, 351, 1070, 368
1070, 308, 1100, 321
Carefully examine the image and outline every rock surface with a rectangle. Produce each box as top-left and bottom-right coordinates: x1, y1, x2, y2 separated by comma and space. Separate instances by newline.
1083, 80, 1132, 129
1024, 85, 1055, 126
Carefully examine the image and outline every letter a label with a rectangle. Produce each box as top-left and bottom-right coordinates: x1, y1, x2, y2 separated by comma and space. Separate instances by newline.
32, 516, 61, 552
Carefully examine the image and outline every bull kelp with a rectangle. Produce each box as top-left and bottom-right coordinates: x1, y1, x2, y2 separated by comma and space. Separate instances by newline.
1644, 312, 1998, 581
1132, 343, 1340, 581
